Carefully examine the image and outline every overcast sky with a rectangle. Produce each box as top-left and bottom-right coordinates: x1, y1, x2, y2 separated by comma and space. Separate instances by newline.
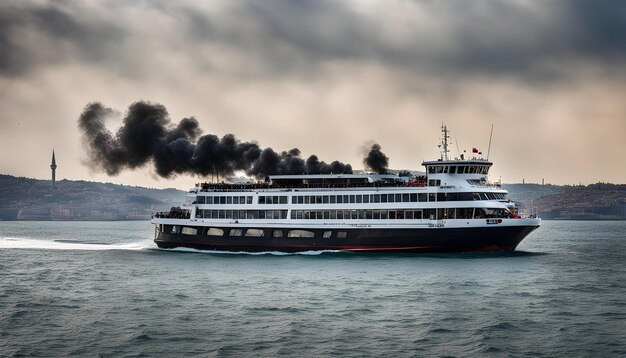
1, 0, 624, 188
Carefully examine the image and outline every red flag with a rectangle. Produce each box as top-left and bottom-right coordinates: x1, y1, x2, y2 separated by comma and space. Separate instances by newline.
472, 148, 478, 153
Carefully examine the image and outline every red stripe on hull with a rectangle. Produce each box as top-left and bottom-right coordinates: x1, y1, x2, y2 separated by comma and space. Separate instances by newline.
337, 245, 513, 253
338, 246, 436, 251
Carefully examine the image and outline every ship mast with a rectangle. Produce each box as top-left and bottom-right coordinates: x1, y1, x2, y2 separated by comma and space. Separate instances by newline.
439, 124, 450, 161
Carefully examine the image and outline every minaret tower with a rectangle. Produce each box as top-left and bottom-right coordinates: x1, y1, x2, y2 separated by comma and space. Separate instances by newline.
50, 150, 57, 190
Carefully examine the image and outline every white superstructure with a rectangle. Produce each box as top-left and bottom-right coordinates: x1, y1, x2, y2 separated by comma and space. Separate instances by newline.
152, 125, 540, 252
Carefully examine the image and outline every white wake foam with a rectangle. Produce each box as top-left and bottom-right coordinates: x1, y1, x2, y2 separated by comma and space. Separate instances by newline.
0, 237, 345, 255
0, 237, 155, 251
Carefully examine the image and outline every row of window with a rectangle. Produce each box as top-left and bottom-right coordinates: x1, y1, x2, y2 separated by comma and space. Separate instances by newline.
195, 207, 509, 220
292, 192, 506, 204
196, 209, 289, 220
293, 193, 420, 204
439, 192, 506, 201
196, 192, 506, 206
427, 165, 490, 175
290, 207, 509, 220
291, 209, 437, 220
165, 225, 348, 239
258, 195, 289, 204
195, 195, 253, 204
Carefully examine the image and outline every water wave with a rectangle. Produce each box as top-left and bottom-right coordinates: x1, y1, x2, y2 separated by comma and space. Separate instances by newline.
0, 237, 345, 255
1, 221, 625, 356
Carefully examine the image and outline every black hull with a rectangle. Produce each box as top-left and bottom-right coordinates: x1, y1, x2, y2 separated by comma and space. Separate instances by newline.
154, 225, 539, 253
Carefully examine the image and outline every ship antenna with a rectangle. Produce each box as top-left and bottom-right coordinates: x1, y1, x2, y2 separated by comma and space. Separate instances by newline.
455, 138, 461, 158
440, 124, 450, 160
487, 123, 494, 160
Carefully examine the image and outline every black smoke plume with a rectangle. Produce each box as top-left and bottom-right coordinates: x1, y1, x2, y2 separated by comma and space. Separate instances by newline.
78, 101, 354, 179
363, 143, 389, 174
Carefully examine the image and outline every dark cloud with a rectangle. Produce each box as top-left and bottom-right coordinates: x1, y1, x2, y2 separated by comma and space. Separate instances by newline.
181, 0, 626, 79
0, 3, 125, 76
569, 0, 626, 57
442, 0, 626, 75
2, 0, 625, 79
78, 101, 354, 179
182, 1, 388, 77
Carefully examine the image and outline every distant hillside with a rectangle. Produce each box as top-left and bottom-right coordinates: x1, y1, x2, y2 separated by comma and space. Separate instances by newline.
502, 183, 566, 201
0, 174, 187, 221
534, 183, 626, 220
1, 174, 623, 221
502, 183, 624, 220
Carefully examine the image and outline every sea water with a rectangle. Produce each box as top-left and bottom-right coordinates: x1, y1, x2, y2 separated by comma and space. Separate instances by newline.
0, 220, 625, 357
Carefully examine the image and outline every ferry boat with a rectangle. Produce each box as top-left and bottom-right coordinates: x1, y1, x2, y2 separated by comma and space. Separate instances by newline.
151, 126, 540, 252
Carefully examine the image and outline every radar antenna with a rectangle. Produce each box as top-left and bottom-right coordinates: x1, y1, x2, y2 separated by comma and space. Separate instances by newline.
440, 124, 451, 161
